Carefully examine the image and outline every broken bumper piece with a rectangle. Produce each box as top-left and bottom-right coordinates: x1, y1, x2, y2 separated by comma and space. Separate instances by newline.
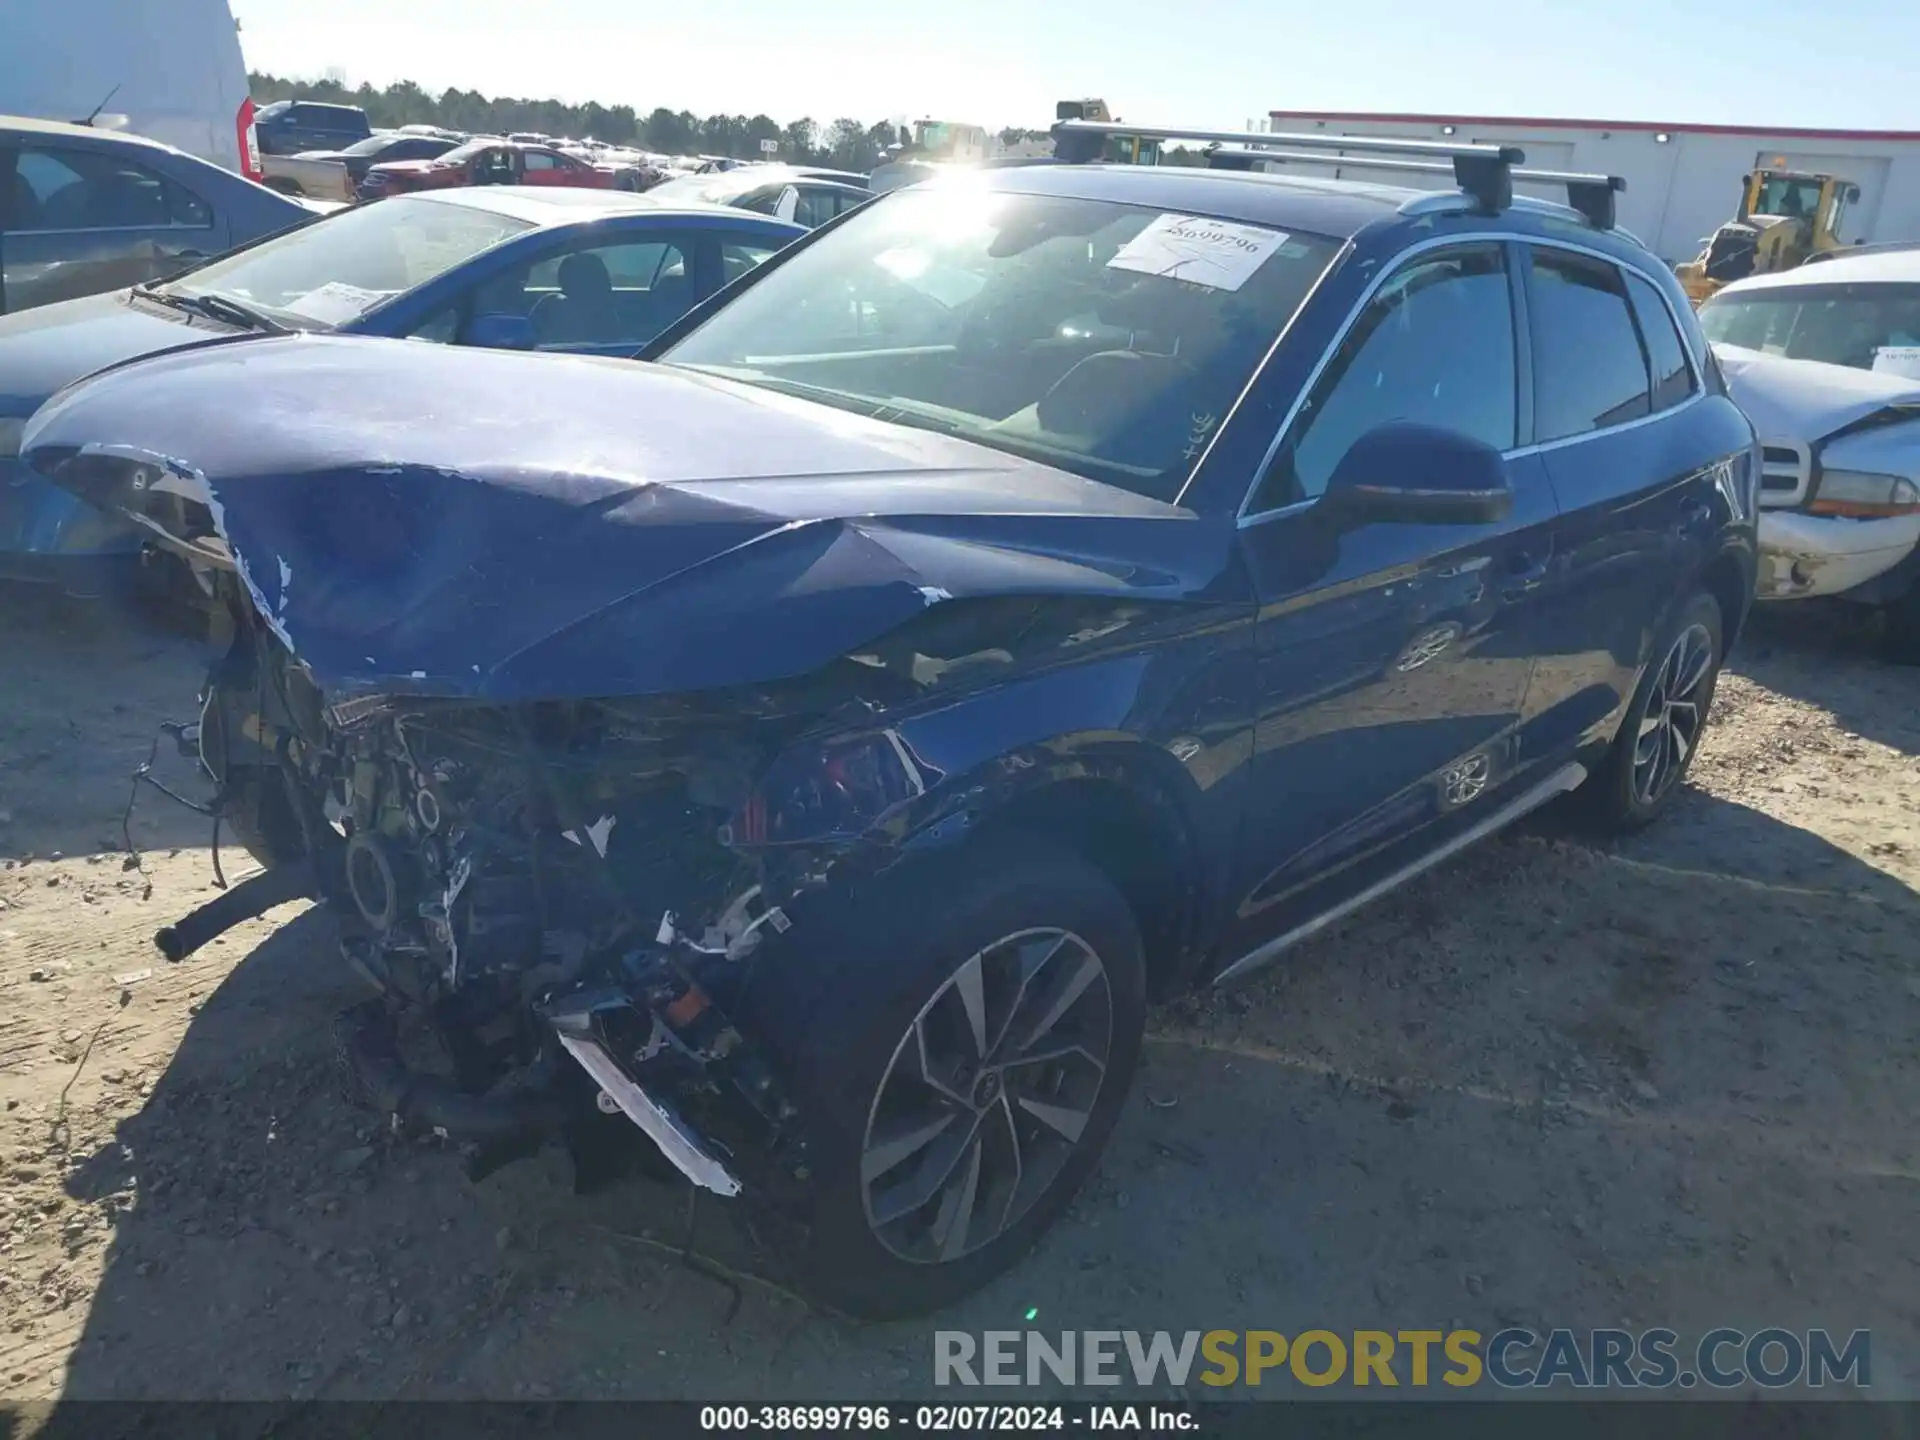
546, 993, 743, 1198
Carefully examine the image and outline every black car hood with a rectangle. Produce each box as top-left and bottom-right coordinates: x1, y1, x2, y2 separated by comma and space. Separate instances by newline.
23, 335, 1225, 702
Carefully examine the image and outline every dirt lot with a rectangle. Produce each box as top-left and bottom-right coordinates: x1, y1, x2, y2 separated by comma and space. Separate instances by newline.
0, 591, 1915, 1402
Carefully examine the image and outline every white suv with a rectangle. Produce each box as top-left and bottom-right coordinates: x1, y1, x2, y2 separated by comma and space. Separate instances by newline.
1700, 246, 1920, 658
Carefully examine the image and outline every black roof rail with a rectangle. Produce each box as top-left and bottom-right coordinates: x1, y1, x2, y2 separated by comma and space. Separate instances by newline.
1051, 119, 1524, 214
1198, 144, 1627, 231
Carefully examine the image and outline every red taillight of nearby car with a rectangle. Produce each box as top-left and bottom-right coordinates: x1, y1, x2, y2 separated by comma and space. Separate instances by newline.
238, 97, 262, 182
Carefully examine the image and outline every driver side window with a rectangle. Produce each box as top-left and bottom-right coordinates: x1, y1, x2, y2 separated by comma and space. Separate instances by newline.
1249, 244, 1517, 513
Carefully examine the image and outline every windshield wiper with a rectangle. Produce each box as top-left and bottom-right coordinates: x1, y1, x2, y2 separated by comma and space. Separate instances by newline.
134, 285, 290, 335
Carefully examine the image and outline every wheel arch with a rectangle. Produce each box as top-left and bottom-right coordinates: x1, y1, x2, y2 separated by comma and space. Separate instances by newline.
751, 727, 1218, 1001
1699, 546, 1755, 653
959, 757, 1209, 999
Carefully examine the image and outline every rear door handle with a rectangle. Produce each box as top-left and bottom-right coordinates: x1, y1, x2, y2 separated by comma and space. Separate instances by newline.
1502, 550, 1552, 600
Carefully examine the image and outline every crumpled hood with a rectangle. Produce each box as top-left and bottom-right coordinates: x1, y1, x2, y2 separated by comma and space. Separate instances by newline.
23, 335, 1219, 702
1713, 342, 1920, 444
0, 291, 236, 420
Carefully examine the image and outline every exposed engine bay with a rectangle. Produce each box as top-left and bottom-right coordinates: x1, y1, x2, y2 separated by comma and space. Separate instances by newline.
155, 574, 931, 1203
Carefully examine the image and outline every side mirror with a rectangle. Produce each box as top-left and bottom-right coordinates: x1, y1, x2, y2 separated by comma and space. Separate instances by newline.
462, 313, 537, 351
1322, 422, 1513, 526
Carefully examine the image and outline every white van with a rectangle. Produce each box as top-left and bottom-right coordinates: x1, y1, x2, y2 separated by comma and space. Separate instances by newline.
0, 0, 262, 181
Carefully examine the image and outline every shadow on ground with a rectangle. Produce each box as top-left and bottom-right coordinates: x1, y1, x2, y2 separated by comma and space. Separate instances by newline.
0, 586, 214, 863
1732, 605, 1920, 757
37, 780, 1920, 1402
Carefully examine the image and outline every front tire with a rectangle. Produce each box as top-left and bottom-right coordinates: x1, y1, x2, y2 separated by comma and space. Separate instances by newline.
1583, 591, 1724, 832
740, 836, 1145, 1319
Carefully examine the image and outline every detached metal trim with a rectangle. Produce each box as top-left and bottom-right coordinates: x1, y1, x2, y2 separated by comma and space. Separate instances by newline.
555, 1033, 743, 1197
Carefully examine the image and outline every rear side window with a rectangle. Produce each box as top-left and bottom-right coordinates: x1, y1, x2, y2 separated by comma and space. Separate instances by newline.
793, 188, 843, 228
11, 146, 211, 231
1624, 273, 1695, 411
1252, 244, 1517, 511
1528, 250, 1651, 442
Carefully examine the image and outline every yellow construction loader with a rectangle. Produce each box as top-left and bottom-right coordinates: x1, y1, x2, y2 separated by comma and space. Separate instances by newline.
1054, 100, 1161, 165
1677, 167, 1861, 305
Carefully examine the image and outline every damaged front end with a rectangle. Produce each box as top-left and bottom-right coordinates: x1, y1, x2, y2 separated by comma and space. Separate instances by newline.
21, 336, 1230, 1302
157, 601, 932, 1198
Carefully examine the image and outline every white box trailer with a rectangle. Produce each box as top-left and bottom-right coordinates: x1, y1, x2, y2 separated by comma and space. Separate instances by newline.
0, 0, 260, 178
1256, 111, 1920, 265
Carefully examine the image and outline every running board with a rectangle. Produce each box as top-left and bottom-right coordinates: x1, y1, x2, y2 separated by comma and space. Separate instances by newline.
1212, 761, 1587, 986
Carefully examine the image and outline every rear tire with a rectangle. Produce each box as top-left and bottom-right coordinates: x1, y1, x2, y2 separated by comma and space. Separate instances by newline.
1581, 591, 1724, 833
737, 835, 1145, 1319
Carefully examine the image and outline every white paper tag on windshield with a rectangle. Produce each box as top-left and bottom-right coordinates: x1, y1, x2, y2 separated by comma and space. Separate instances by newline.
1106, 214, 1289, 292
1872, 345, 1920, 380
281, 281, 387, 324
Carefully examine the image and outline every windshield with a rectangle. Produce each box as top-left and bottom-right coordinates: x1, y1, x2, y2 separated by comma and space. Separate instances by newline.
164, 196, 532, 330
1751, 176, 1825, 221
344, 134, 407, 157
649, 170, 767, 205
432, 139, 500, 166
662, 183, 1342, 499
1700, 283, 1920, 371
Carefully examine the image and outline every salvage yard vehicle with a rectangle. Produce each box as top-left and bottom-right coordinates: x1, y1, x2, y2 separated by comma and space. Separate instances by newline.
1676, 166, 1861, 306
262, 131, 464, 202
19, 122, 1757, 1319
357, 138, 645, 203
0, 187, 800, 594
251, 100, 372, 157
1, 115, 309, 315
1700, 246, 1920, 657
645, 164, 873, 229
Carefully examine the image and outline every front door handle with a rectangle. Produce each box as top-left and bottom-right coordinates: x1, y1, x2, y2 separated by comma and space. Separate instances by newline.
1501, 550, 1551, 600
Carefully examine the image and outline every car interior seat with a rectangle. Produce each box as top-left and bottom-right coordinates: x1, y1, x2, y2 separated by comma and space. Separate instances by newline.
990, 349, 1200, 492
529, 252, 618, 345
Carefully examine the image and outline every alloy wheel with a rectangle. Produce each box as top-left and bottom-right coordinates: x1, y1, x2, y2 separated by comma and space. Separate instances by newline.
860, 928, 1114, 1264
1632, 622, 1714, 805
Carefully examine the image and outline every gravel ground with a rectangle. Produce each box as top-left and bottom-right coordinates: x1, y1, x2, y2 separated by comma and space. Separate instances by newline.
0, 591, 1915, 1402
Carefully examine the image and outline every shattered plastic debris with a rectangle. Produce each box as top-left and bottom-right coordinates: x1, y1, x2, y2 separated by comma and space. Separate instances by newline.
561, 815, 617, 859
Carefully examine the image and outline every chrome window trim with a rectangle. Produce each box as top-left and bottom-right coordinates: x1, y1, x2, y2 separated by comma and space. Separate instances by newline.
8, 220, 214, 237
1237, 230, 1706, 528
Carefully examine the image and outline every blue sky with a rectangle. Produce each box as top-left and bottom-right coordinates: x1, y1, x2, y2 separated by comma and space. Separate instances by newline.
233, 0, 1920, 134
